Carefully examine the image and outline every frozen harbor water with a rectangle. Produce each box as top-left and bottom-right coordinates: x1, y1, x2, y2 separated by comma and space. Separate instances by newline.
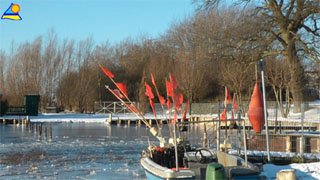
0, 123, 158, 179
0, 122, 205, 179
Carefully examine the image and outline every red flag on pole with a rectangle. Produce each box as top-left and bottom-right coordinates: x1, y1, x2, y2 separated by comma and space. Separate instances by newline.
149, 99, 157, 118
99, 64, 114, 78
158, 95, 166, 105
233, 93, 238, 112
182, 99, 189, 120
170, 74, 177, 90
174, 93, 183, 110
166, 80, 173, 97
225, 87, 231, 105
221, 108, 226, 120
116, 83, 127, 97
167, 98, 171, 111
151, 73, 156, 87
145, 83, 154, 99
173, 111, 177, 124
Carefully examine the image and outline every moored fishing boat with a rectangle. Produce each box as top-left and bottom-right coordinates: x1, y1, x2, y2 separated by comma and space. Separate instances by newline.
140, 140, 262, 180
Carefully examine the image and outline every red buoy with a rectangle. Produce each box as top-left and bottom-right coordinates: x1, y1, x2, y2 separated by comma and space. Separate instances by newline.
247, 80, 265, 133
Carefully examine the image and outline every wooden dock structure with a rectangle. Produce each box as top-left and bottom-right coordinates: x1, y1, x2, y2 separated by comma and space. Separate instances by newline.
0, 117, 30, 125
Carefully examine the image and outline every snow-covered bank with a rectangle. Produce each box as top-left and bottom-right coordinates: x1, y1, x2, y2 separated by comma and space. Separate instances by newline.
262, 162, 320, 179
30, 113, 111, 123
1, 113, 111, 123
229, 149, 320, 160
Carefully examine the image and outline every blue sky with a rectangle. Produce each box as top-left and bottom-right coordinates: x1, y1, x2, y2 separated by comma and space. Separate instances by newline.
0, 0, 195, 53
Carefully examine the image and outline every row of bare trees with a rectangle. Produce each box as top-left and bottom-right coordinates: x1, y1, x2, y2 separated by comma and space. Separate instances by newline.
0, 2, 319, 114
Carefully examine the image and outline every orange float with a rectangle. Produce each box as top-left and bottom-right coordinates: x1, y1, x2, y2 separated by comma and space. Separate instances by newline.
247, 80, 265, 133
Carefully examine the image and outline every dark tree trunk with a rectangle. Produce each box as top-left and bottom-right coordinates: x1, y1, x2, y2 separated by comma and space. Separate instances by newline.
287, 41, 305, 112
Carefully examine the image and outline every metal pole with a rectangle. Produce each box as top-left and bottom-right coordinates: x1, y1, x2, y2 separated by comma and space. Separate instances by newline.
238, 112, 241, 155
217, 100, 221, 151
173, 123, 179, 171
300, 103, 305, 158
242, 120, 248, 167
260, 59, 271, 162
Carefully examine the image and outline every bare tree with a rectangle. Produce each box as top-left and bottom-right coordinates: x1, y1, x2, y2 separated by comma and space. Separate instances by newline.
265, 57, 291, 117
197, 0, 320, 112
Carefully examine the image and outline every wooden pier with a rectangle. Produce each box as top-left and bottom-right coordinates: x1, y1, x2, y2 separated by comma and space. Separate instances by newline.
0, 117, 30, 125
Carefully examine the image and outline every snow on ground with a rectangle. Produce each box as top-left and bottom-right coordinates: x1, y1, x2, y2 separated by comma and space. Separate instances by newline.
2, 113, 111, 123
262, 162, 320, 180
228, 149, 320, 160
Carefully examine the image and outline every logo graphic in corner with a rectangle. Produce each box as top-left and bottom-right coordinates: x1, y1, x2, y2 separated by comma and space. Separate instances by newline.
1, 3, 22, 20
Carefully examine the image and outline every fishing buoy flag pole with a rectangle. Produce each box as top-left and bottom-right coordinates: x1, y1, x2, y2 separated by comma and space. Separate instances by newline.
99, 64, 166, 145
259, 59, 271, 162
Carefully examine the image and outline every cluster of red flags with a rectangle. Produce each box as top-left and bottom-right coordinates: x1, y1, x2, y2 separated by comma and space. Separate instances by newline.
100, 64, 189, 125
148, 73, 188, 124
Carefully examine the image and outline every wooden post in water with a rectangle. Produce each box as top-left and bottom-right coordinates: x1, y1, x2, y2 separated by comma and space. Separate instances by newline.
39, 124, 42, 137
128, 120, 130, 126
28, 122, 31, 132
49, 127, 52, 140
44, 127, 47, 139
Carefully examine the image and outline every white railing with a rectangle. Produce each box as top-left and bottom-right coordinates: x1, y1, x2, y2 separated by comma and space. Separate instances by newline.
94, 101, 135, 114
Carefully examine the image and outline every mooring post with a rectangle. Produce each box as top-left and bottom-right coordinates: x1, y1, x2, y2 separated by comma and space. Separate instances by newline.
49, 127, 52, 140
44, 127, 47, 139
39, 124, 42, 137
